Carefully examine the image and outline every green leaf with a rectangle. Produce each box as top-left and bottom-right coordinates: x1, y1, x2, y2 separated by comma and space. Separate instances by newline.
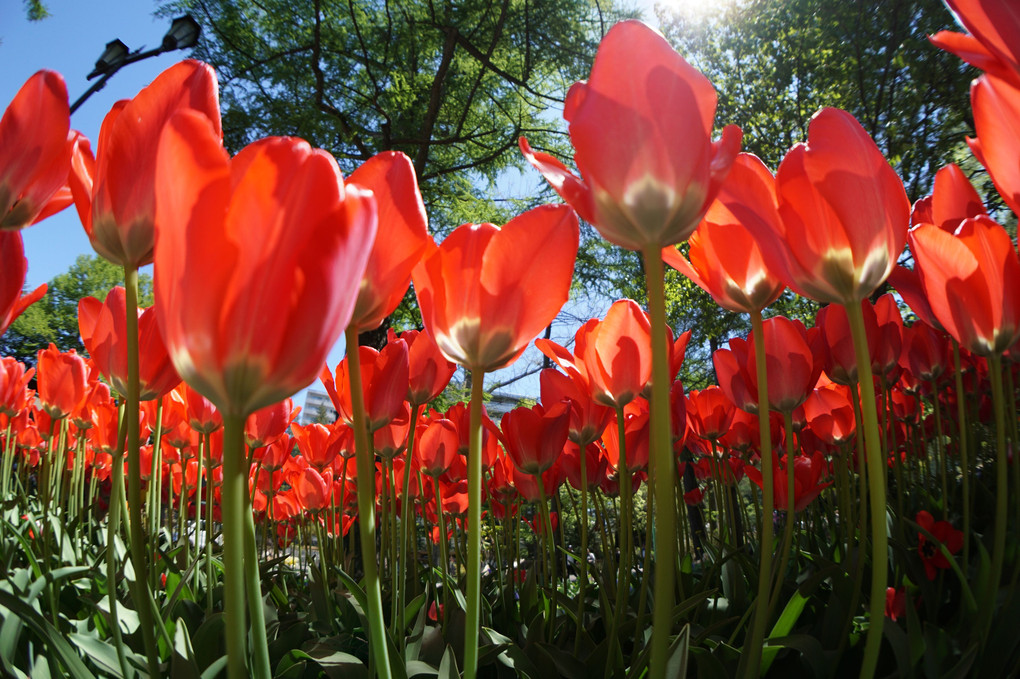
760, 590, 807, 673
438, 644, 459, 679
0, 589, 96, 679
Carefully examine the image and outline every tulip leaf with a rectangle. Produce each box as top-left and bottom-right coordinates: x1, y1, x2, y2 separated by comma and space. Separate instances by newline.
0, 589, 95, 678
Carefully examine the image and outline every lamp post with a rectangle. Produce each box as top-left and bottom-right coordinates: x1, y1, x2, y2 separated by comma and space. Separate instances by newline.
70, 14, 200, 114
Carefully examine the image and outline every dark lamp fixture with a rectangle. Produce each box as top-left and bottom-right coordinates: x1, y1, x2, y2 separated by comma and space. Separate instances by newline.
87, 39, 130, 80
162, 15, 201, 51
71, 14, 202, 114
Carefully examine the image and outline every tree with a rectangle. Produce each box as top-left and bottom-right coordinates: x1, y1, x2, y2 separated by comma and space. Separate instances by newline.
0, 255, 153, 365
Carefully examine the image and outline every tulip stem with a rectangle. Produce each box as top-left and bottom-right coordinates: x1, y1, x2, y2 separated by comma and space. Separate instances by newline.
221, 414, 254, 679
643, 245, 676, 677
464, 372, 486, 679
738, 308, 776, 678
980, 354, 1008, 644
846, 301, 887, 679
123, 266, 161, 678
951, 341, 970, 575
345, 327, 394, 679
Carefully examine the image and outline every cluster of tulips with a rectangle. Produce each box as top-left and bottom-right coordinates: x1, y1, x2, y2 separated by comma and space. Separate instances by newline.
2, 1, 1020, 677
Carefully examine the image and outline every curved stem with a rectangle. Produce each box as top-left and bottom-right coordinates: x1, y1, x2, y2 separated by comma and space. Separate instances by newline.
221, 414, 250, 679
345, 326, 394, 679
951, 341, 970, 574
980, 354, 1008, 643
124, 267, 161, 678
739, 308, 776, 677
464, 372, 486, 679
845, 301, 887, 679
643, 245, 676, 678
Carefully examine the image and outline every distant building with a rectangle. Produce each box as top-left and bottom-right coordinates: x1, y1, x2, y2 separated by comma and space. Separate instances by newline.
301, 390, 338, 425
484, 392, 529, 421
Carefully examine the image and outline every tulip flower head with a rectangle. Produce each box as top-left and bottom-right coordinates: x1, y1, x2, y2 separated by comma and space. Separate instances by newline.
413, 204, 578, 373
0, 231, 46, 338
72, 60, 221, 269
154, 109, 377, 418
909, 216, 1020, 357
0, 70, 75, 230
747, 108, 909, 306
662, 153, 785, 313
520, 20, 741, 251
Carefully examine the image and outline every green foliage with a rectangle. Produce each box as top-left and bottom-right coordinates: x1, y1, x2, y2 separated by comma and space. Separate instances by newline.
23, 0, 50, 21
0, 255, 153, 365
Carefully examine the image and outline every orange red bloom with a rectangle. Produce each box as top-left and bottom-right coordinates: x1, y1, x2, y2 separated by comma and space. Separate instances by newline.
413, 205, 578, 372
71, 61, 221, 269
154, 109, 377, 418
0, 70, 75, 230
520, 20, 740, 251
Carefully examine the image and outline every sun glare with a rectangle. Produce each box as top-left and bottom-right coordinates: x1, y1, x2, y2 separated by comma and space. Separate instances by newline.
653, 0, 733, 20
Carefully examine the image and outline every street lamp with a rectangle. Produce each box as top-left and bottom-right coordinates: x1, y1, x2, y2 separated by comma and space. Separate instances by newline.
70, 15, 202, 114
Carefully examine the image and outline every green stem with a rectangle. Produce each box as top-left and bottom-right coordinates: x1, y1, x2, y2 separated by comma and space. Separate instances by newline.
739, 306, 776, 677
980, 354, 1008, 642
574, 445, 590, 655
643, 244, 676, 678
951, 342, 970, 574
464, 373, 486, 679
221, 414, 251, 679
124, 267, 161, 678
398, 404, 421, 647
106, 405, 131, 679
845, 301, 887, 679
345, 326, 394, 679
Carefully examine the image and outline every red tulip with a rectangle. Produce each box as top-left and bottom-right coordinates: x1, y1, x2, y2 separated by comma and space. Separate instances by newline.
35, 343, 88, 420
70, 61, 221, 268
909, 216, 1020, 356
910, 164, 987, 230
685, 386, 735, 442
539, 368, 613, 448
745, 451, 831, 513
0, 357, 34, 416
244, 398, 297, 449
815, 301, 880, 386
78, 286, 180, 400
389, 328, 456, 406
902, 323, 950, 384
347, 152, 430, 331
321, 340, 409, 433
154, 109, 377, 418
520, 20, 741, 250
662, 153, 785, 313
416, 418, 460, 478
798, 383, 856, 447
291, 422, 348, 473
930, 0, 1020, 84
0, 70, 75, 230
746, 108, 909, 305
500, 402, 570, 476
413, 204, 578, 372
916, 510, 964, 580
290, 466, 331, 513
0, 231, 46, 338
536, 299, 652, 410
968, 74, 1020, 217
714, 316, 824, 414
601, 400, 651, 475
